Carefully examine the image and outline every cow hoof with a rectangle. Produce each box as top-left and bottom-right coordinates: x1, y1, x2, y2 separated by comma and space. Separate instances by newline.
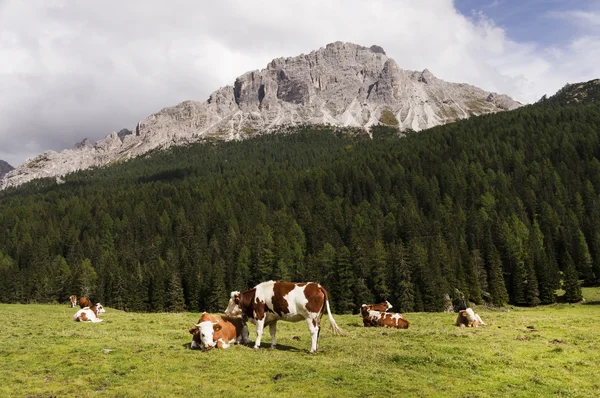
253, 346, 260, 351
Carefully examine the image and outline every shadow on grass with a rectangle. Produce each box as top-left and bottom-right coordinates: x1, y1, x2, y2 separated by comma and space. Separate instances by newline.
582, 301, 600, 305
182, 342, 303, 352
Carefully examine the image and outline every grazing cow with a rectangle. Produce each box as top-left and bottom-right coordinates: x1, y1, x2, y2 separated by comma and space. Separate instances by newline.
189, 312, 249, 350
225, 281, 343, 353
79, 297, 92, 308
69, 295, 77, 308
364, 301, 393, 312
73, 303, 105, 323
378, 313, 410, 329
455, 308, 485, 327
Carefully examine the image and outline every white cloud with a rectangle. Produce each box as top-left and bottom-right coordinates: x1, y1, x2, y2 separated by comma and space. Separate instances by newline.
0, 0, 598, 166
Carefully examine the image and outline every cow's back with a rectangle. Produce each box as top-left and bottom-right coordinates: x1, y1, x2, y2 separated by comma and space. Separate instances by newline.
256, 281, 325, 321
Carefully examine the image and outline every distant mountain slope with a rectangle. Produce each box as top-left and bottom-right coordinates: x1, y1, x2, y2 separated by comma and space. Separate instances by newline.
0, 160, 13, 180
0, 41, 521, 190
541, 79, 600, 106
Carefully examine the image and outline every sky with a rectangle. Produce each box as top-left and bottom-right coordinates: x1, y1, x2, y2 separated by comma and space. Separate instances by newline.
0, 0, 599, 167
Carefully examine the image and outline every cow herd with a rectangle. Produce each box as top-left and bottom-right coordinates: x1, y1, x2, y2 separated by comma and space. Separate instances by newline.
68, 280, 487, 353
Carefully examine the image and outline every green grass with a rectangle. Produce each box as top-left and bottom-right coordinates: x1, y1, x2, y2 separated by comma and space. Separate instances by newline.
2, 289, 600, 397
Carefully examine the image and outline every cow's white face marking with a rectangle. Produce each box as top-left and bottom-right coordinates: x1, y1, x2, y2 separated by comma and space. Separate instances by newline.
465, 308, 476, 322
225, 291, 241, 317
197, 321, 218, 348
95, 303, 105, 314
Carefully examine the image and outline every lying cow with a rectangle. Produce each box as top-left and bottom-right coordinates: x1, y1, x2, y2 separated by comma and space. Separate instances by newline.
364, 301, 393, 312
455, 308, 486, 327
189, 312, 249, 350
73, 303, 105, 323
79, 297, 92, 308
379, 312, 410, 329
360, 305, 409, 329
360, 304, 383, 327
69, 295, 77, 308
225, 281, 343, 353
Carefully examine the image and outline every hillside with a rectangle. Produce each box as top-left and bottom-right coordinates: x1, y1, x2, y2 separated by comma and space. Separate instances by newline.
0, 42, 521, 190
541, 79, 600, 106
0, 83, 599, 313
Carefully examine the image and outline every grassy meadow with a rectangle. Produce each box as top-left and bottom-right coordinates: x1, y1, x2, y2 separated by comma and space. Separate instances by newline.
2, 289, 600, 397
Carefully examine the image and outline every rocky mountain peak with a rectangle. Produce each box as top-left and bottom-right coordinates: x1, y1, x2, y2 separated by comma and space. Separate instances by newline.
1, 41, 523, 190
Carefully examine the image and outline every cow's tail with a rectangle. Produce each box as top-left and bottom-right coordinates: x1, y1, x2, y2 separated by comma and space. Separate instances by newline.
321, 286, 344, 336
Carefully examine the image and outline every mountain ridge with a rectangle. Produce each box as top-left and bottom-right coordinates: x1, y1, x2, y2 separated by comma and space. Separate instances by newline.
1, 41, 522, 190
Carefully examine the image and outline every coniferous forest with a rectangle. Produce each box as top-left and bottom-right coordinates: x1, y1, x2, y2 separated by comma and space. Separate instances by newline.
1, 92, 599, 313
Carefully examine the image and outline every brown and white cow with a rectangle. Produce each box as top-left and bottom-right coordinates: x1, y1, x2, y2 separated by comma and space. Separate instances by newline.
364, 301, 393, 312
455, 308, 485, 327
360, 304, 409, 329
225, 281, 343, 353
79, 297, 92, 308
69, 295, 77, 308
73, 303, 105, 323
360, 304, 383, 327
378, 312, 410, 329
189, 312, 249, 350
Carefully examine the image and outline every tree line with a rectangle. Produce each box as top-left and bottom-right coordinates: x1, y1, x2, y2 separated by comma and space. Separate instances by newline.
1, 98, 599, 313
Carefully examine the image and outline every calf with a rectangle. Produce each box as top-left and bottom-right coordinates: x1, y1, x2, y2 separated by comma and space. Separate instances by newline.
79, 297, 92, 308
73, 303, 105, 323
191, 313, 249, 350
225, 281, 343, 353
455, 308, 485, 327
364, 301, 393, 312
69, 295, 77, 308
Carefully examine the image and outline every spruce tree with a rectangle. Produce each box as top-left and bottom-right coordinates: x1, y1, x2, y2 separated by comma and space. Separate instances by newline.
563, 252, 583, 302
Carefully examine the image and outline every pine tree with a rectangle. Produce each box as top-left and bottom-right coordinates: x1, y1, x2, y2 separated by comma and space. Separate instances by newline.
370, 241, 390, 301
166, 272, 186, 312
562, 252, 583, 302
333, 246, 355, 314
486, 244, 508, 306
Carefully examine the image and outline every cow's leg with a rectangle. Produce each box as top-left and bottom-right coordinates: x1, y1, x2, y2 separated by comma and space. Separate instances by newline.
254, 319, 265, 350
306, 316, 320, 354
269, 322, 277, 349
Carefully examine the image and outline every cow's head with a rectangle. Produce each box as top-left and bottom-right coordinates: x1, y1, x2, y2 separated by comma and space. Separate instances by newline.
385, 300, 392, 310
224, 291, 241, 317
195, 320, 221, 350
95, 303, 105, 314
360, 304, 369, 318
188, 326, 202, 350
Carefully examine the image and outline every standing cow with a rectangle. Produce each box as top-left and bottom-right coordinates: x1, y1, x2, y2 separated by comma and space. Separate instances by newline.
225, 281, 343, 353
69, 295, 77, 308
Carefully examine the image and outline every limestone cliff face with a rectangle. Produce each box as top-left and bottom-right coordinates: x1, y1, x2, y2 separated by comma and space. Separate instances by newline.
1, 42, 521, 190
